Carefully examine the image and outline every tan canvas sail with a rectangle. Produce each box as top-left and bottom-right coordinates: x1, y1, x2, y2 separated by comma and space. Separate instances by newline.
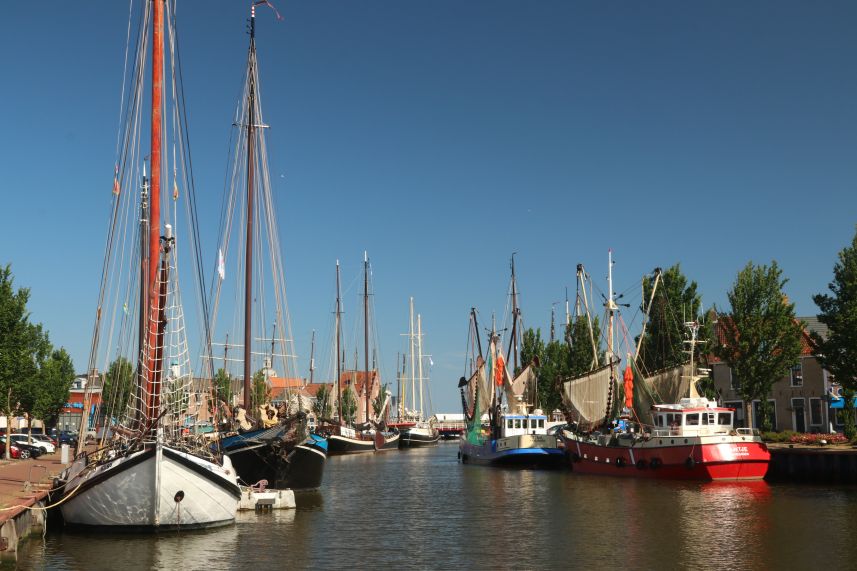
632, 363, 690, 422
463, 356, 490, 420
505, 361, 537, 412
560, 363, 614, 426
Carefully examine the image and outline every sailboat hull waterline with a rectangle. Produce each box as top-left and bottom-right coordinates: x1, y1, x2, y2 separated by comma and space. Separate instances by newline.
222, 431, 328, 491
327, 434, 377, 455
59, 445, 241, 530
399, 426, 440, 448
459, 435, 566, 468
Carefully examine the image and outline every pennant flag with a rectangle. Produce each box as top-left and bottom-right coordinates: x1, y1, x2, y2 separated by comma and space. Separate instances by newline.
217, 248, 226, 280
112, 164, 120, 195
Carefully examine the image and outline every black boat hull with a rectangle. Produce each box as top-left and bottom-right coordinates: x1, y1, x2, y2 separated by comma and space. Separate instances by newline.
223, 432, 328, 491
399, 429, 439, 448
327, 433, 376, 455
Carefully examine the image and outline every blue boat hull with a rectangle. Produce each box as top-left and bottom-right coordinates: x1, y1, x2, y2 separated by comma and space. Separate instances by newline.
459, 440, 565, 468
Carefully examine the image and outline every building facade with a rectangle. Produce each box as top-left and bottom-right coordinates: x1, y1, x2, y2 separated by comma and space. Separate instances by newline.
709, 317, 839, 433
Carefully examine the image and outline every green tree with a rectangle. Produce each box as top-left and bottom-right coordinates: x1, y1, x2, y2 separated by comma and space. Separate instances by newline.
520, 328, 569, 413
314, 384, 332, 420
252, 369, 269, 408
341, 386, 357, 425
713, 261, 803, 432
567, 315, 602, 377
813, 227, 857, 439
102, 356, 134, 421
638, 265, 705, 373
213, 368, 232, 404
33, 348, 75, 427
0, 265, 51, 458
372, 383, 389, 419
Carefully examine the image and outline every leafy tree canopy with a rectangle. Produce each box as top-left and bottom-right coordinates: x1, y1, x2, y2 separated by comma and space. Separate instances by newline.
713, 261, 803, 432
813, 226, 857, 438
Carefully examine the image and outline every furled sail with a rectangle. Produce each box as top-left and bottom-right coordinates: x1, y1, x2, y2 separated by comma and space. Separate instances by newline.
505, 360, 538, 412
462, 356, 489, 421
560, 363, 615, 427
632, 363, 690, 422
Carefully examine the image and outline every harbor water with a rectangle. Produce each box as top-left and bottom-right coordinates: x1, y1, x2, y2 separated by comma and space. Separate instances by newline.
16, 442, 857, 569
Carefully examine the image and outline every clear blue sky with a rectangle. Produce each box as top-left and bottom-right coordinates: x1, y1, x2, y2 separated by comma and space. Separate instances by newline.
1, 1, 855, 414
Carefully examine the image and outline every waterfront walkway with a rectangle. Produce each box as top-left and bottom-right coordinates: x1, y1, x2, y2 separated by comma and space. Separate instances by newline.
0, 452, 67, 522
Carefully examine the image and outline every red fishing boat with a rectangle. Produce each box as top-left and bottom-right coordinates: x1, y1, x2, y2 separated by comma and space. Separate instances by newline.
559, 253, 770, 481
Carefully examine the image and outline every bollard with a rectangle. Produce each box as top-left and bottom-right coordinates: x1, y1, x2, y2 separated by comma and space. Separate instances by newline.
60, 444, 69, 464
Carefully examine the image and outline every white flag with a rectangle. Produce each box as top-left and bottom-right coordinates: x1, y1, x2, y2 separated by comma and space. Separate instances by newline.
429, 357, 434, 367
217, 248, 225, 280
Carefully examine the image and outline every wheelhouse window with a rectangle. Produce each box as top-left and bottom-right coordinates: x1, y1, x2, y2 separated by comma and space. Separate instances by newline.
507, 419, 513, 429
538, 419, 545, 428
790, 362, 803, 387
686, 413, 700, 426
514, 419, 521, 429
717, 412, 732, 426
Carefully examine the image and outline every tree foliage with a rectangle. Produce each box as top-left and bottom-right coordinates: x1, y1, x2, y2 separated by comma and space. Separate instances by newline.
0, 265, 52, 418
568, 315, 601, 377
713, 261, 803, 432
314, 384, 332, 420
638, 264, 706, 373
252, 369, 269, 408
341, 386, 357, 425
34, 348, 76, 426
813, 226, 857, 438
213, 368, 232, 404
102, 356, 134, 421
372, 382, 389, 419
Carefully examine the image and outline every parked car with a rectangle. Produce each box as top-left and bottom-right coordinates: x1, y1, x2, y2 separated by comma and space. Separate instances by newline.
0, 437, 41, 459
10, 434, 55, 454
49, 429, 79, 448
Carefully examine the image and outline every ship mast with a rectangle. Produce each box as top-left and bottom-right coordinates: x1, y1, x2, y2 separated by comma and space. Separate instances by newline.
409, 297, 416, 417
242, 5, 258, 411
510, 254, 519, 371
144, 0, 164, 431
309, 330, 316, 384
363, 252, 370, 424
336, 260, 342, 423
417, 313, 424, 420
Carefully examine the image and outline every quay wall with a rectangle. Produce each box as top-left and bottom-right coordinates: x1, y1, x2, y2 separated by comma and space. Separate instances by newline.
767, 444, 857, 484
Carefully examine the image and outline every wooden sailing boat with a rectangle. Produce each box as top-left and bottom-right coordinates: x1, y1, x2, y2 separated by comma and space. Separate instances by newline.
558, 251, 770, 480
212, 4, 327, 491
397, 297, 439, 447
458, 257, 564, 468
325, 254, 399, 453
59, 0, 240, 529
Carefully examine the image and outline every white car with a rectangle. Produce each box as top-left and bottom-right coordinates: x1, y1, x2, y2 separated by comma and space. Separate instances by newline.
11, 434, 55, 454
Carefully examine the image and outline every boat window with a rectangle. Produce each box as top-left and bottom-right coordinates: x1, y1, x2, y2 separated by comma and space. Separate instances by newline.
539, 419, 544, 428
686, 414, 699, 426
515, 419, 521, 429
507, 419, 513, 429
702, 413, 709, 425
707, 413, 716, 425
718, 412, 732, 426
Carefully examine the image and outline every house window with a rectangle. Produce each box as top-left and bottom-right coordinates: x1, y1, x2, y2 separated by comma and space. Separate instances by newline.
790, 362, 803, 387
752, 400, 778, 430
725, 401, 744, 421
809, 398, 822, 426
729, 370, 739, 391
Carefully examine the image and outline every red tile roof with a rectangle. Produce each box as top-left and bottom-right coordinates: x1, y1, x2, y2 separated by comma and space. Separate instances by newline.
708, 317, 816, 364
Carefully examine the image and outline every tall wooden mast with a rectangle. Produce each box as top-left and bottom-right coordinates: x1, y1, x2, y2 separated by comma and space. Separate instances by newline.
335, 260, 343, 423
144, 0, 164, 428
243, 5, 258, 410
363, 252, 370, 424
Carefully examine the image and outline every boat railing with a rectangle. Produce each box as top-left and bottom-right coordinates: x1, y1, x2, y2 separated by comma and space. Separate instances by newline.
736, 427, 761, 437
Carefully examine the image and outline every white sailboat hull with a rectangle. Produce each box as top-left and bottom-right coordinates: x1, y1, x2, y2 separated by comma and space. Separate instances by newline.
60, 445, 240, 530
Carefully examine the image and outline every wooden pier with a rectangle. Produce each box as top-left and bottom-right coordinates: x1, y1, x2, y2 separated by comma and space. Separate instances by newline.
766, 443, 857, 484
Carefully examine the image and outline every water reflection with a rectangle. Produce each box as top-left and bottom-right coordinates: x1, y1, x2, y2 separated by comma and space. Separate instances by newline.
16, 446, 857, 570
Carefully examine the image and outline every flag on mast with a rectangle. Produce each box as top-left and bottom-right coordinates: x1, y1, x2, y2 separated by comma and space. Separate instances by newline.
217, 248, 225, 280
